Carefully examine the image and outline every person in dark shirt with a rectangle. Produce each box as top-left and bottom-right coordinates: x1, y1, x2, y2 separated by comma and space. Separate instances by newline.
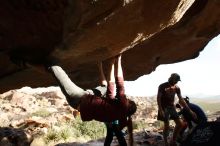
48, 54, 136, 145
177, 96, 207, 129
157, 73, 197, 146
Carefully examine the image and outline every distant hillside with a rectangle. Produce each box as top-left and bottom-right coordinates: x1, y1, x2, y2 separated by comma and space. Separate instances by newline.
190, 95, 220, 114
189, 95, 220, 100
191, 94, 220, 102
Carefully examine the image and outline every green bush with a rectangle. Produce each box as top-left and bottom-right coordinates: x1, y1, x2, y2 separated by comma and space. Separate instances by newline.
31, 108, 51, 117
43, 116, 106, 144
133, 120, 147, 130
44, 128, 61, 144
59, 126, 73, 141
70, 116, 106, 140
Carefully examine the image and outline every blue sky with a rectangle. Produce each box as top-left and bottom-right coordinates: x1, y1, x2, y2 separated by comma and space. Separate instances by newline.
125, 35, 220, 97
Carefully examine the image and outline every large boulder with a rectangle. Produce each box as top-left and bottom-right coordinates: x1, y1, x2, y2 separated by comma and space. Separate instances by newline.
181, 122, 220, 146
0, 0, 220, 93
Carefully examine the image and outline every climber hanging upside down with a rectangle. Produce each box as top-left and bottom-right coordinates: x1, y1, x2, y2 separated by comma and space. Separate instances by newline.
46, 54, 137, 123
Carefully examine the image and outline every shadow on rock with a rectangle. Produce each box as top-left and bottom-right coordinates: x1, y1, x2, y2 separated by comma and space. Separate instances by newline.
0, 127, 33, 146
181, 121, 220, 146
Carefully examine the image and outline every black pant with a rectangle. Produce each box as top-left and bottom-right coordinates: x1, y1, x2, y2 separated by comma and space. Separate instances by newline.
104, 124, 127, 146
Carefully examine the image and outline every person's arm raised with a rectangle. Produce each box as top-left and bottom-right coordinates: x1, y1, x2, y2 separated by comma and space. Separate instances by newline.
177, 88, 197, 121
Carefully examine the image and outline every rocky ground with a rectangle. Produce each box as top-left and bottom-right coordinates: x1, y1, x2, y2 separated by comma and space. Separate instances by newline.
0, 87, 219, 146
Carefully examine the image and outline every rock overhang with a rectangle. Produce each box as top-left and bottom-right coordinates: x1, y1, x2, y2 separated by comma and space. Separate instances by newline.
0, 0, 220, 93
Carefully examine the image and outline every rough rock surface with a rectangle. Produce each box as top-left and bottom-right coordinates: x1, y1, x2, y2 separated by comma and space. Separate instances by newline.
1, 0, 220, 93
0, 87, 162, 146
0, 88, 220, 146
